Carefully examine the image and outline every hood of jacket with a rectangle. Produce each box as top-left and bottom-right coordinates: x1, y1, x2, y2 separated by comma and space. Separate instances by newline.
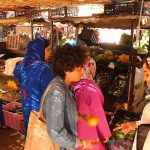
13, 37, 49, 90
22, 37, 46, 69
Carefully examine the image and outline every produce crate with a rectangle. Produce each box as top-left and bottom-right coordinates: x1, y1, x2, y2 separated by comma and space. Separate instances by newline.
110, 109, 140, 131
2, 101, 23, 131
108, 139, 133, 150
109, 109, 139, 143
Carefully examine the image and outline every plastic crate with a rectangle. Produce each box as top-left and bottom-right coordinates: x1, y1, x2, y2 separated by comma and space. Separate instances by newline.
110, 109, 140, 131
115, 1, 137, 15
104, 1, 140, 16
2, 102, 23, 131
104, 4, 115, 15
109, 109, 139, 143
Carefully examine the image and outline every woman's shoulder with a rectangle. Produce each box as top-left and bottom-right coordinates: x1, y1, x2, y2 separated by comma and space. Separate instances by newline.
84, 81, 104, 99
44, 82, 65, 101
49, 77, 65, 93
35, 61, 50, 68
85, 80, 100, 92
75, 79, 97, 93
33, 61, 52, 73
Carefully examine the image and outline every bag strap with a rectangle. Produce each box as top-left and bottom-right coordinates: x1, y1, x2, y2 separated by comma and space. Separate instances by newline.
136, 124, 150, 150
38, 82, 63, 122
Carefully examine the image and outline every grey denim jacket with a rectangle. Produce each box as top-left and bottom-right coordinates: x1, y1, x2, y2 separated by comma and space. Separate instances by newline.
42, 76, 77, 149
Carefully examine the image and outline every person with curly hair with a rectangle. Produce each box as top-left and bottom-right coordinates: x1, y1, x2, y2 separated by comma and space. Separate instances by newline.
42, 43, 99, 150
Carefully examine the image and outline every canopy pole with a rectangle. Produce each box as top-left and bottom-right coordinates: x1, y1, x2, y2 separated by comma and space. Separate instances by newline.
30, 19, 33, 40
128, 20, 136, 111
50, 21, 53, 53
135, 0, 144, 48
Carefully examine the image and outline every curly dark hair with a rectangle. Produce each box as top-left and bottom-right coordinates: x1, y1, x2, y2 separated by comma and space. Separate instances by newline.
52, 43, 88, 79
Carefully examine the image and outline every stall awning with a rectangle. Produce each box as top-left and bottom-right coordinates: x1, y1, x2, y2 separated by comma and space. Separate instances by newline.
0, 17, 29, 25
0, 0, 112, 8
50, 15, 139, 29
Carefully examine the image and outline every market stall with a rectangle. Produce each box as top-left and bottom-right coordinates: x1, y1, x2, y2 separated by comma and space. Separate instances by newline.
0, 0, 150, 149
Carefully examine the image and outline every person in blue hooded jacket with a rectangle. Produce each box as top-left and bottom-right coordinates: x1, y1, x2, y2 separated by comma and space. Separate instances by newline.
13, 37, 54, 136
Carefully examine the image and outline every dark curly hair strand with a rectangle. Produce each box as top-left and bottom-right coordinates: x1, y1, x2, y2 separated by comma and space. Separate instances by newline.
52, 43, 88, 79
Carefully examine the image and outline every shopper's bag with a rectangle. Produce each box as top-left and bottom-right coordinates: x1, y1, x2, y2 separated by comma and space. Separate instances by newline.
136, 124, 150, 150
24, 83, 61, 150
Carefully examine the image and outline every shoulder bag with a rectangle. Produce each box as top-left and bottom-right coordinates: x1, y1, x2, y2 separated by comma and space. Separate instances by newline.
24, 83, 61, 150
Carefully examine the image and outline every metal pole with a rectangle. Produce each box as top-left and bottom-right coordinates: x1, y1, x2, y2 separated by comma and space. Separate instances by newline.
56, 28, 59, 46
128, 20, 136, 111
64, 6, 67, 17
50, 21, 54, 53
148, 29, 150, 56
75, 25, 79, 40
30, 19, 33, 40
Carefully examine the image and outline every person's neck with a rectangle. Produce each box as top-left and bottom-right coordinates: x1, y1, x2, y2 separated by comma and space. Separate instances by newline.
65, 77, 71, 88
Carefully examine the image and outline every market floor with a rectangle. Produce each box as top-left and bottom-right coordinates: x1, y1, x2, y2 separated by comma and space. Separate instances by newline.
0, 127, 24, 150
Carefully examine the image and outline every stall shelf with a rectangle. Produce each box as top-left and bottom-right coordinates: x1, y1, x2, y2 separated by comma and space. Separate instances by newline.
49, 8, 139, 110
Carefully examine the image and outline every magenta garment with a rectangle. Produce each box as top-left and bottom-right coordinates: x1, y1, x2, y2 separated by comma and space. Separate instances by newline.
73, 79, 112, 150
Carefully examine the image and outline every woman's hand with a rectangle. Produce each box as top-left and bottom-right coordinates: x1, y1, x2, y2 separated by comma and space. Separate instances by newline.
79, 139, 99, 149
105, 111, 113, 116
103, 137, 109, 143
113, 121, 137, 135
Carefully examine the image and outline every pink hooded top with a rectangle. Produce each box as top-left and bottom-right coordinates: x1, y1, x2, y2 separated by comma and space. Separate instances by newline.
73, 57, 111, 150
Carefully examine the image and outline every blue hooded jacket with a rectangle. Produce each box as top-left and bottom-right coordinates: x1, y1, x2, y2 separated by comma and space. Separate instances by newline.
14, 37, 54, 136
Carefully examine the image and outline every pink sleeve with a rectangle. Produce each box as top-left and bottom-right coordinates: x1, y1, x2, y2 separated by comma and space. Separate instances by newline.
90, 92, 112, 139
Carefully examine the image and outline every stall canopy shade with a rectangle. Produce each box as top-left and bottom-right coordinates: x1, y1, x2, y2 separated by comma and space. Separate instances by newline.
0, 17, 29, 25
50, 15, 139, 29
0, 0, 112, 8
